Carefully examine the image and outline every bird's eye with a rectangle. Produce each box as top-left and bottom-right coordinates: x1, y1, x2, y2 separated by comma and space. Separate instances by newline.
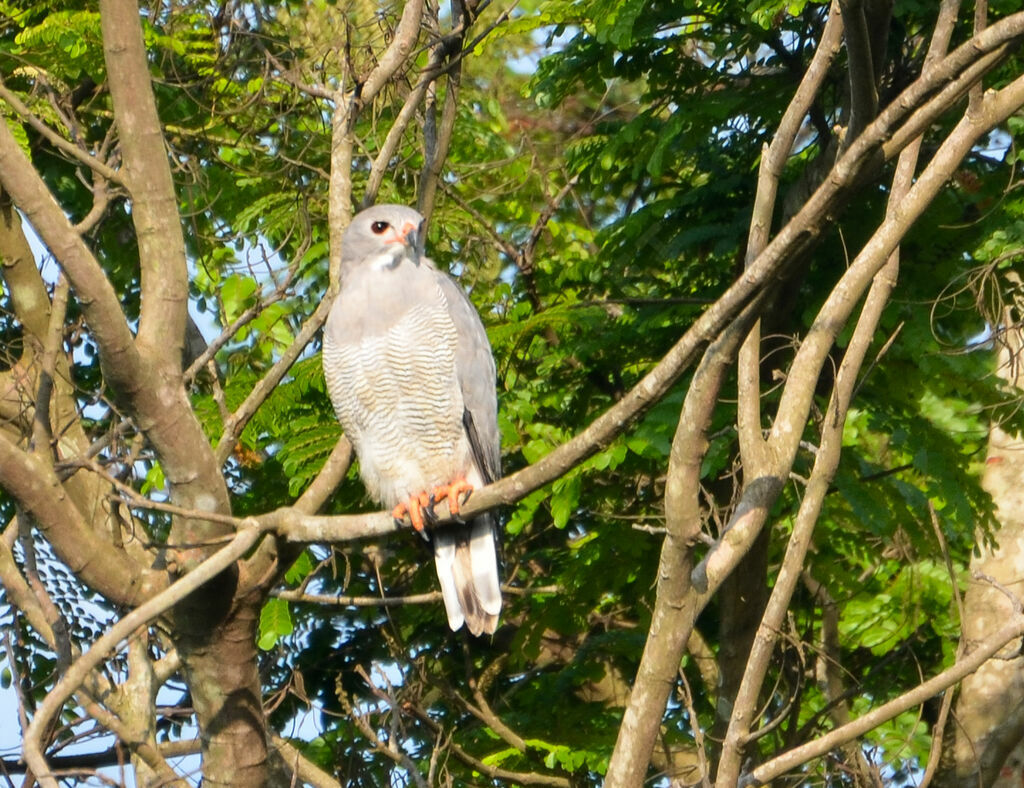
370, 221, 390, 235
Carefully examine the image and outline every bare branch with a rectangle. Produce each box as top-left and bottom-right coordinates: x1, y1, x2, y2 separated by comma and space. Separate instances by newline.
0, 78, 124, 186
0, 191, 52, 340
605, 295, 764, 786
338, 670, 428, 788
747, 610, 1024, 785
417, 2, 468, 225
22, 520, 269, 788
99, 0, 189, 359
359, 0, 427, 105
738, 0, 844, 473
363, 19, 457, 210
0, 431, 164, 606
30, 276, 68, 456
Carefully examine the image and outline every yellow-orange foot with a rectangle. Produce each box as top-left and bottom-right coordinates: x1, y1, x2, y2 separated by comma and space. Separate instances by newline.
392, 491, 431, 534
429, 478, 474, 518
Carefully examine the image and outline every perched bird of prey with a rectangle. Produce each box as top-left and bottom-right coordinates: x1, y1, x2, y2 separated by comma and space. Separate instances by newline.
323, 204, 502, 635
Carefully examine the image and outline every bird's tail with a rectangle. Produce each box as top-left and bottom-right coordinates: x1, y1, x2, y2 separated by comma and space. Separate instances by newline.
432, 514, 501, 635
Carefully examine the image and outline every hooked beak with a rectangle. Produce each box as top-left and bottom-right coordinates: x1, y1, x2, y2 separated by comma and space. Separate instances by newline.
386, 220, 423, 262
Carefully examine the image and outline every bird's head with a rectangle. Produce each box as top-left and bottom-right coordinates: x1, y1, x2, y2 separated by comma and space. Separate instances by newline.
341, 204, 425, 273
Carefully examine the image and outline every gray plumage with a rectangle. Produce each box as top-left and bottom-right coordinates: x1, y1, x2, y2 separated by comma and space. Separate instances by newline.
323, 204, 501, 635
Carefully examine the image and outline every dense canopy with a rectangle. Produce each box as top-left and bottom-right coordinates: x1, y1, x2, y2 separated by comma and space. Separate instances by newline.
2, 1, 1024, 786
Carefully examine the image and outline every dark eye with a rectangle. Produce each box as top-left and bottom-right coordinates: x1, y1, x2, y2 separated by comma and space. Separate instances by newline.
370, 221, 390, 235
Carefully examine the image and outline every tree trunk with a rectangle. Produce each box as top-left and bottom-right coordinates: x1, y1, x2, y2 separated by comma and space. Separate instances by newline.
174, 580, 271, 787
944, 278, 1024, 786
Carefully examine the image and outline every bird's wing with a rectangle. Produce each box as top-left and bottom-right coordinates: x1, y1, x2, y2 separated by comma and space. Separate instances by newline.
435, 270, 501, 484
432, 267, 502, 635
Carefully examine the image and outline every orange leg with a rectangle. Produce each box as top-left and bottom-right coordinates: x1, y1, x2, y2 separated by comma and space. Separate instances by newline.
430, 478, 474, 516
392, 491, 431, 533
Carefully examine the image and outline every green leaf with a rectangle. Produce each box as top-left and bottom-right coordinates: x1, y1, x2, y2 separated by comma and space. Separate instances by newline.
220, 273, 258, 324
284, 550, 314, 585
258, 597, 293, 651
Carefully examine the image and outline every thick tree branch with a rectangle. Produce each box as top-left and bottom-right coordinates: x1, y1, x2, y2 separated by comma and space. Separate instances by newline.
604, 298, 763, 786
0, 432, 164, 607
880, 43, 1012, 161
95, 0, 233, 557
327, 88, 356, 294
0, 190, 52, 340
716, 212, 900, 788
99, 0, 189, 358
22, 520, 269, 788
738, 1, 844, 473
360, 0, 427, 105
0, 118, 142, 393
719, 7, 962, 782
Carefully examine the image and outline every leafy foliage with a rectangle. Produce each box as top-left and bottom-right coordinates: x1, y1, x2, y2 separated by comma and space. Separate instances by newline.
2, 0, 1024, 785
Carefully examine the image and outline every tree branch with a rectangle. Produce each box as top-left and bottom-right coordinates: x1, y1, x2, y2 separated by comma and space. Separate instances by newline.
716, 205, 900, 788
0, 78, 124, 186
745, 610, 1024, 785
417, 1, 468, 225
271, 736, 343, 788
360, 0, 427, 105
604, 296, 764, 786
406, 701, 571, 787
738, 1, 844, 473
718, 6, 962, 781
99, 0, 189, 358
839, 0, 879, 143
606, 17, 1024, 784
0, 432, 164, 607
22, 520, 269, 788
0, 117, 142, 395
